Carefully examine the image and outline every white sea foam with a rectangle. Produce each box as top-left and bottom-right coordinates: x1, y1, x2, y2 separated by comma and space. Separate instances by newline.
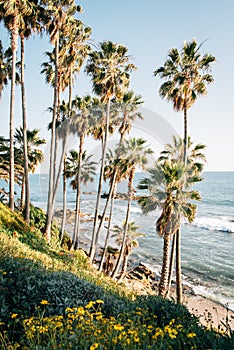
192, 216, 234, 233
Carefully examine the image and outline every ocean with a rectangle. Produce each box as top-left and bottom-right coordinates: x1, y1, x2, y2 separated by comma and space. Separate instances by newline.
4, 171, 234, 311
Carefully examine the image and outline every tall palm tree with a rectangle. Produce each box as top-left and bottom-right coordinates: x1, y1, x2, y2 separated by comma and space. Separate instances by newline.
111, 137, 153, 279
65, 149, 97, 249
154, 39, 215, 165
55, 22, 91, 215
68, 95, 93, 250
18, 0, 40, 223
112, 221, 145, 281
41, 0, 79, 243
86, 41, 136, 261
0, 0, 34, 211
154, 39, 215, 302
138, 136, 205, 299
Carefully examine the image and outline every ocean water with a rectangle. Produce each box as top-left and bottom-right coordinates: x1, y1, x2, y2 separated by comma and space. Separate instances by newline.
4, 171, 234, 310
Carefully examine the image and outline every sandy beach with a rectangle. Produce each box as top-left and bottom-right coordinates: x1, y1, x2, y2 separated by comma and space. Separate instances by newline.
184, 293, 234, 331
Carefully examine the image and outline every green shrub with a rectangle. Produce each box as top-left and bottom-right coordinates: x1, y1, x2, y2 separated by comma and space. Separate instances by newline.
30, 205, 47, 230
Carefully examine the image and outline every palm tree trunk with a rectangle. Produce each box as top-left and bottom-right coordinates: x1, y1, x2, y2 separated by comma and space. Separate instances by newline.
71, 133, 84, 250
44, 36, 59, 243
9, 24, 18, 211
95, 171, 117, 256
60, 152, 67, 244
175, 226, 182, 303
20, 174, 25, 210
51, 130, 69, 205
20, 35, 30, 223
118, 249, 129, 282
183, 105, 188, 166
59, 68, 73, 245
158, 231, 171, 297
89, 99, 110, 261
112, 168, 134, 279
166, 233, 176, 298
99, 181, 117, 272
175, 104, 188, 302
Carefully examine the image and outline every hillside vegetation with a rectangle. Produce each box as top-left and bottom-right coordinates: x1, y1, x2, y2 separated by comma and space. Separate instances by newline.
0, 203, 233, 349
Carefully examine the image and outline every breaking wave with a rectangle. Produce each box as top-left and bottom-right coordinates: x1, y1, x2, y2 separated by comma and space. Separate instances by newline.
192, 216, 234, 233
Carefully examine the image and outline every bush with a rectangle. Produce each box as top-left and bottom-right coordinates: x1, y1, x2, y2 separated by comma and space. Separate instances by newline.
30, 205, 47, 231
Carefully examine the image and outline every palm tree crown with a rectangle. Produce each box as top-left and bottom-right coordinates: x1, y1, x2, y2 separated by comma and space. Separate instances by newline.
154, 39, 215, 111
154, 39, 215, 164
86, 41, 136, 103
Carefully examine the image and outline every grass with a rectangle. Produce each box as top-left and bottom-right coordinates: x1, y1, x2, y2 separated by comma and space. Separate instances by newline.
0, 202, 233, 349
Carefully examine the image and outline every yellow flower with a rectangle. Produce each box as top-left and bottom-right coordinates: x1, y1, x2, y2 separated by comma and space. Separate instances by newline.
40, 300, 49, 305
134, 336, 140, 343
11, 313, 18, 319
96, 299, 104, 304
90, 343, 99, 350
187, 332, 196, 338
77, 307, 85, 315
86, 301, 95, 309
114, 324, 124, 331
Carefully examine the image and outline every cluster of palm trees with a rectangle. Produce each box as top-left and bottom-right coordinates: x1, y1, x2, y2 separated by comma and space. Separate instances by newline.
0, 0, 216, 302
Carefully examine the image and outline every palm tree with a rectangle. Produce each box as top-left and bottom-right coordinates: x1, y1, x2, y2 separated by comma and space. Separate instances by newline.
112, 221, 145, 281
154, 39, 215, 165
158, 135, 206, 299
0, 135, 28, 202
154, 39, 215, 302
65, 150, 97, 249
41, 0, 80, 243
86, 41, 136, 262
111, 137, 153, 279
68, 95, 93, 250
14, 127, 46, 210
0, 0, 34, 211
138, 136, 205, 299
18, 0, 40, 223
55, 22, 91, 215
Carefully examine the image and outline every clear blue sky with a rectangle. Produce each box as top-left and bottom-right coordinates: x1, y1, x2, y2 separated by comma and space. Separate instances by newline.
0, 0, 233, 171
